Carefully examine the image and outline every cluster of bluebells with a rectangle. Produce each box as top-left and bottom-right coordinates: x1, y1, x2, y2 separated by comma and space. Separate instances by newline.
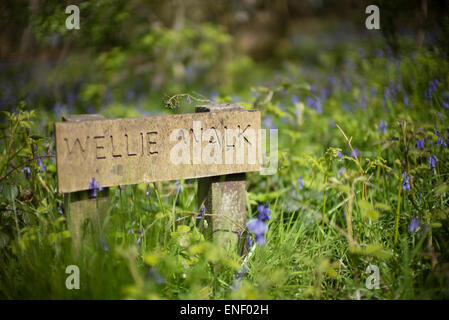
424, 79, 439, 100
378, 120, 388, 135
348, 148, 359, 160
136, 228, 143, 245
21, 167, 31, 179
429, 154, 438, 171
88, 177, 103, 198
435, 130, 448, 148
305, 96, 323, 114
402, 172, 410, 191
296, 176, 304, 190
247, 204, 271, 246
174, 180, 182, 192
197, 206, 206, 220
403, 94, 412, 108
415, 138, 425, 150
409, 218, 420, 233
34, 146, 45, 173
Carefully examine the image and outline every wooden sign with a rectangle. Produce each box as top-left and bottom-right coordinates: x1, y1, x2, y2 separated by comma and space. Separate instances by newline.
55, 109, 261, 193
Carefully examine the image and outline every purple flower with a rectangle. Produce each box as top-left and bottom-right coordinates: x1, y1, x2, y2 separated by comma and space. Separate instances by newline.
403, 95, 412, 108
58, 203, 63, 215
174, 180, 182, 192
257, 204, 271, 222
409, 218, 420, 233
424, 79, 439, 100
338, 167, 344, 176
306, 96, 322, 114
435, 130, 447, 148
415, 138, 425, 150
402, 172, 410, 191
21, 167, 31, 179
247, 218, 268, 246
148, 267, 165, 284
429, 154, 438, 171
136, 229, 143, 245
348, 148, 359, 159
296, 176, 304, 190
196, 206, 206, 220
146, 183, 150, 196
247, 204, 271, 246
291, 95, 299, 105
88, 177, 103, 198
337, 151, 343, 159
378, 120, 388, 135
263, 115, 275, 128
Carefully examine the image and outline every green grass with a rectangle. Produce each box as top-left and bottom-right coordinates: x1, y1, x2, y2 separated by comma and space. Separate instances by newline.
1, 32, 449, 300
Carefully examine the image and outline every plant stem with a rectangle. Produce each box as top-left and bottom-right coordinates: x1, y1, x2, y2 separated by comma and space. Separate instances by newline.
394, 180, 402, 246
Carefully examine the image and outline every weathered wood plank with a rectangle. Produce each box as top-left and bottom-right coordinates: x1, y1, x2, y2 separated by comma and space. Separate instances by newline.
55, 109, 261, 193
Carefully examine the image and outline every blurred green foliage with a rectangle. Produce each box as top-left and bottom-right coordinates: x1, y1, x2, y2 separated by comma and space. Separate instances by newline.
1, 0, 449, 300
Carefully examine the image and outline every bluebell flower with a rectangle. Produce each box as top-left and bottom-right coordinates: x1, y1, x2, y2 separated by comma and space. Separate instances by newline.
263, 116, 274, 128
136, 229, 143, 245
247, 204, 271, 246
291, 95, 299, 105
58, 203, 63, 215
88, 177, 103, 198
37, 155, 45, 172
443, 100, 449, 111
402, 172, 410, 191
257, 204, 271, 222
21, 167, 31, 179
338, 167, 344, 176
415, 138, 425, 150
409, 218, 420, 233
247, 218, 268, 246
348, 148, 359, 159
174, 180, 182, 192
435, 130, 448, 148
425, 79, 439, 100
306, 96, 322, 114
429, 154, 438, 171
296, 176, 304, 190
146, 183, 150, 196
337, 151, 343, 159
403, 95, 412, 108
196, 206, 206, 220
148, 267, 165, 284
378, 120, 388, 135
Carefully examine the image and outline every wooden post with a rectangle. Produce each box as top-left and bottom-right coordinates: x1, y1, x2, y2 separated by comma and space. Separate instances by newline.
61, 114, 109, 254
196, 104, 247, 252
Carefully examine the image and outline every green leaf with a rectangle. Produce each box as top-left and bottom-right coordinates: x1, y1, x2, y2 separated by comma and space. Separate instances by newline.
3, 184, 18, 203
